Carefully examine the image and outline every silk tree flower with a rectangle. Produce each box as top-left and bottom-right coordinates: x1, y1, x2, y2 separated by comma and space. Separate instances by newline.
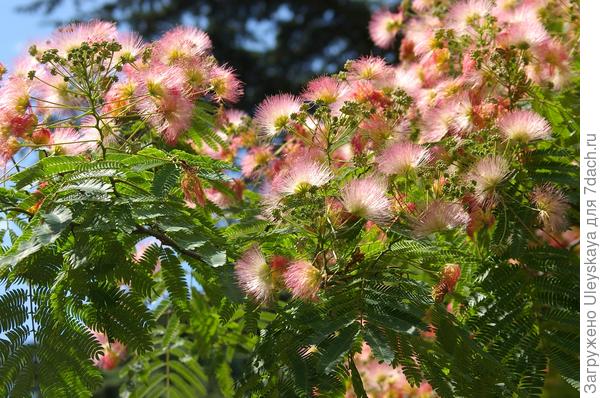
0, 77, 33, 134
0, 137, 20, 166
90, 329, 127, 371
135, 65, 194, 145
40, 21, 118, 56
447, 0, 494, 36
271, 157, 333, 196
102, 79, 138, 117
50, 128, 99, 155
418, 103, 457, 144
283, 260, 322, 301
255, 94, 302, 136
530, 184, 569, 232
234, 245, 276, 302
153, 26, 212, 65
412, 200, 469, 237
498, 110, 551, 143
115, 31, 146, 62
376, 141, 430, 175
241, 145, 273, 177
341, 176, 392, 224
369, 8, 404, 49
302, 76, 347, 105
497, 20, 549, 49
346, 56, 395, 87
209, 64, 243, 103
466, 156, 511, 204
220, 109, 247, 128
527, 39, 571, 90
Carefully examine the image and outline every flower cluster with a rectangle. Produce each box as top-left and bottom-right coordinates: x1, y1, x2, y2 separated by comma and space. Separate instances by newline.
0, 21, 241, 165
346, 343, 437, 398
226, 0, 574, 306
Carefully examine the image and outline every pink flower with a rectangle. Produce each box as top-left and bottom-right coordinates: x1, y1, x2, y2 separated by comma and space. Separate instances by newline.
220, 109, 247, 128
115, 31, 146, 62
90, 329, 127, 371
241, 146, 273, 177
497, 20, 549, 49
255, 94, 302, 136
0, 77, 31, 117
346, 56, 395, 87
42, 21, 118, 56
526, 39, 571, 90
271, 156, 333, 196
234, 245, 276, 302
466, 156, 511, 204
447, 0, 494, 35
530, 184, 569, 232
302, 76, 347, 104
0, 137, 20, 166
135, 65, 194, 144
50, 128, 99, 155
498, 110, 551, 143
341, 176, 392, 224
153, 26, 212, 65
209, 64, 243, 103
369, 9, 404, 49
418, 103, 457, 144
283, 260, 322, 301
377, 141, 429, 175
413, 200, 469, 236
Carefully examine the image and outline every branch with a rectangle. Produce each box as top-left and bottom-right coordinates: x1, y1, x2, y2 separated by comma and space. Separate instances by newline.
135, 224, 206, 263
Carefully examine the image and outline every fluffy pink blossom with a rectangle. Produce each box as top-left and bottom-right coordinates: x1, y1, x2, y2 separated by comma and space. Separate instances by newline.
209, 65, 243, 103
418, 103, 457, 144
135, 65, 193, 144
271, 157, 333, 196
527, 39, 571, 90
530, 184, 569, 232
347, 343, 437, 398
413, 200, 469, 237
447, 0, 494, 35
377, 141, 429, 175
115, 31, 146, 62
153, 26, 212, 65
302, 76, 347, 104
466, 156, 511, 204
497, 20, 549, 49
283, 260, 322, 301
50, 128, 99, 155
340, 176, 392, 224
0, 137, 20, 166
255, 94, 302, 136
498, 110, 551, 143
241, 146, 273, 176
234, 245, 276, 302
369, 9, 404, 49
43, 21, 118, 56
221, 109, 247, 128
0, 77, 31, 116
346, 56, 395, 87
90, 329, 127, 371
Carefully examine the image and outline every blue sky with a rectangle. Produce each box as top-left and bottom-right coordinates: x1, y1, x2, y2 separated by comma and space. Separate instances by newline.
0, 0, 75, 65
